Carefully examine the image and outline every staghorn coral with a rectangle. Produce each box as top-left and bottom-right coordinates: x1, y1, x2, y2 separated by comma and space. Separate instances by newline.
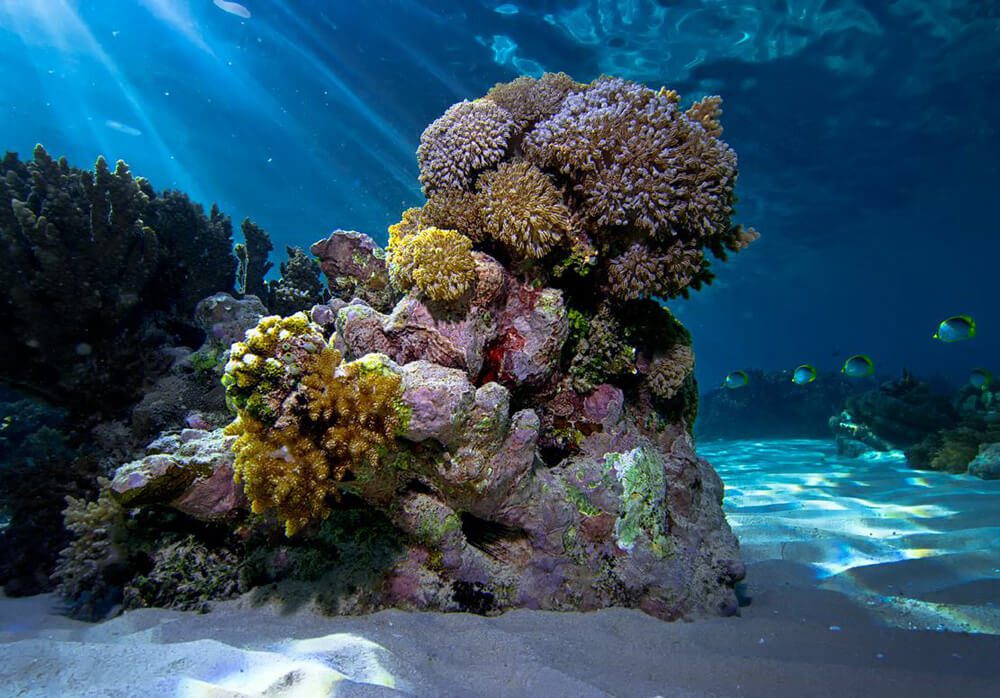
52, 479, 127, 619
685, 95, 725, 138
387, 226, 477, 302
417, 99, 515, 194
477, 161, 571, 259
648, 344, 696, 402
484, 72, 582, 130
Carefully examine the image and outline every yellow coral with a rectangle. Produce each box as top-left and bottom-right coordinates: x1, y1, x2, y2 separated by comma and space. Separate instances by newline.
421, 189, 484, 242
224, 313, 323, 395
477, 161, 570, 259
388, 226, 476, 302
226, 345, 404, 536
388, 207, 424, 250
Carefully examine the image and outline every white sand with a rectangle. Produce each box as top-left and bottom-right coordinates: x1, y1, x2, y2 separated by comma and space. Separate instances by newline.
2, 439, 998, 697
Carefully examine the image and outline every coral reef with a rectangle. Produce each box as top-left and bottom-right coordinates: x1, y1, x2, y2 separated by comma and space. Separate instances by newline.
266, 245, 326, 315
0, 146, 237, 416
123, 536, 242, 612
697, 369, 865, 441
51, 73, 755, 622
828, 372, 1000, 479
234, 217, 273, 300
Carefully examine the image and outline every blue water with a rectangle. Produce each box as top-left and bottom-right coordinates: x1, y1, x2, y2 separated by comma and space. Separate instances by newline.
2, 0, 996, 387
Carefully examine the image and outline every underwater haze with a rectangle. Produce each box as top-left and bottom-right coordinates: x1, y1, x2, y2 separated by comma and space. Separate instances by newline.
2, 0, 997, 387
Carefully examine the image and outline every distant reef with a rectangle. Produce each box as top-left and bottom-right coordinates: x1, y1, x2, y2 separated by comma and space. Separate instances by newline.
697, 369, 865, 440
5, 74, 758, 621
830, 371, 1000, 479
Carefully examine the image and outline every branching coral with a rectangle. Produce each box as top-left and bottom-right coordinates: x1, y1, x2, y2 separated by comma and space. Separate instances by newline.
388, 226, 477, 302
224, 314, 405, 535
417, 99, 515, 194
477, 161, 571, 259
484, 72, 582, 130
52, 479, 126, 619
267, 245, 326, 315
0, 145, 237, 415
235, 217, 273, 300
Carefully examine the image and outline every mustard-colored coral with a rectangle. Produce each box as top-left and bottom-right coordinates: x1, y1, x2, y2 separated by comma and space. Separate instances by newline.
477, 161, 570, 259
388, 226, 476, 302
222, 312, 326, 422
225, 345, 404, 536
388, 207, 423, 250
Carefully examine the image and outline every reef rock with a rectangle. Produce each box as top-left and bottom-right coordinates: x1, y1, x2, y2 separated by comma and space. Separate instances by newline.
969, 443, 1000, 480
310, 230, 397, 311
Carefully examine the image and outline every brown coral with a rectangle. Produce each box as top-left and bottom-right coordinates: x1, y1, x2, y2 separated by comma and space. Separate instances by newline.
417, 99, 515, 194
421, 189, 485, 242
685, 95, 724, 138
648, 344, 696, 401
607, 243, 705, 301
477, 161, 571, 259
523, 77, 740, 250
484, 72, 582, 130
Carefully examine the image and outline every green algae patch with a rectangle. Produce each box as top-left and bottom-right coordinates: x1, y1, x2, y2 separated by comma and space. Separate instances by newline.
605, 447, 671, 558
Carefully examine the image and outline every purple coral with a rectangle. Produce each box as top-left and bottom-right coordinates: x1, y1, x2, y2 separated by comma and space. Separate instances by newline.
417, 100, 516, 194
523, 76, 738, 246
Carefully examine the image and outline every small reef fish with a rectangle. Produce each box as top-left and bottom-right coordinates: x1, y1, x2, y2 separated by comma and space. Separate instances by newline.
104, 119, 142, 136
841, 354, 874, 378
791, 364, 817, 385
970, 367, 992, 389
213, 0, 251, 19
933, 315, 976, 342
722, 370, 749, 389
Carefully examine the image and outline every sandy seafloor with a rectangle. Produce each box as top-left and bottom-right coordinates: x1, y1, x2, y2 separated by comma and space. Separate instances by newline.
2, 439, 999, 697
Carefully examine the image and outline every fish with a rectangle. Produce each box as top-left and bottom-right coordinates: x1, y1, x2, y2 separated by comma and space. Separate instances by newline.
722, 370, 749, 389
970, 367, 992, 389
104, 119, 142, 136
791, 364, 817, 385
933, 315, 976, 342
213, 0, 251, 19
841, 354, 874, 378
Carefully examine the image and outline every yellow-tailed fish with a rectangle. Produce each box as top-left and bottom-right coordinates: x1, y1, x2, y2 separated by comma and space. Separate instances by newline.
933, 315, 976, 342
970, 367, 992, 389
723, 370, 749, 389
841, 354, 874, 378
792, 364, 817, 385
